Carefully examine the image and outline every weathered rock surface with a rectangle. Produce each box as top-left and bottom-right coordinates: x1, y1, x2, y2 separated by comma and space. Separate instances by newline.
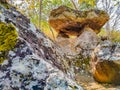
0, 3, 83, 90
91, 40, 120, 84
49, 5, 120, 86
49, 6, 109, 37
49, 6, 108, 85
56, 27, 99, 57
48, 5, 107, 58
75, 27, 99, 56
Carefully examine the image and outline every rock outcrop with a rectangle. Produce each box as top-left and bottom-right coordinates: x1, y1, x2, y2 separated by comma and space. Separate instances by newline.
91, 40, 120, 84
49, 6, 109, 37
48, 6, 109, 57
0, 3, 83, 90
48, 5, 120, 86
48, 6, 108, 75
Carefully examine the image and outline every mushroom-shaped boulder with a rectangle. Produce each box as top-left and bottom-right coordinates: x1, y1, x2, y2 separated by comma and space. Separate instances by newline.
49, 6, 109, 37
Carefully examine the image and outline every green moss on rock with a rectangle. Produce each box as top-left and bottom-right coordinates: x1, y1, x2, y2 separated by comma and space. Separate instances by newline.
0, 22, 18, 63
73, 55, 90, 70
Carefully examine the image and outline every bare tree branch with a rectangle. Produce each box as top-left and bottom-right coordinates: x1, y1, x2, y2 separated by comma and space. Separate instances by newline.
71, 0, 78, 10
39, 0, 43, 29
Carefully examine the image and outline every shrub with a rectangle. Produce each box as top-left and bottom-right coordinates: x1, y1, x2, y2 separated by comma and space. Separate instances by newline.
98, 29, 120, 43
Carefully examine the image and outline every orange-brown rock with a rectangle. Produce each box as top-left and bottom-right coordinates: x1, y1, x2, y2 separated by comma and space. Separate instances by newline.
49, 6, 109, 37
91, 41, 120, 84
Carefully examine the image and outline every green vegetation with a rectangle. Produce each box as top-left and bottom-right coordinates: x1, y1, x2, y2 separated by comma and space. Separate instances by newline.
78, 0, 96, 9
73, 55, 90, 71
98, 29, 107, 36
30, 0, 96, 28
30, 0, 73, 39
10, 0, 120, 43
0, 22, 18, 63
109, 31, 120, 43
98, 29, 120, 42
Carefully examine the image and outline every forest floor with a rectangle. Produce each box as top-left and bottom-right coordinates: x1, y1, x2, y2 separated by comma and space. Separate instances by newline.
75, 73, 120, 90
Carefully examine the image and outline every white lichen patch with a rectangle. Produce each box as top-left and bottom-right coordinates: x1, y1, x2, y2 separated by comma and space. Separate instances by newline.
43, 38, 53, 47
11, 55, 46, 75
11, 61, 30, 75
9, 50, 16, 57
46, 74, 83, 90
0, 71, 5, 78
21, 46, 28, 53
29, 23, 44, 38
0, 13, 5, 22
29, 23, 36, 33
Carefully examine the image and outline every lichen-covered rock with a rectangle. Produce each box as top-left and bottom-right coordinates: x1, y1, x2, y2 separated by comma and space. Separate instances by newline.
91, 40, 120, 84
0, 40, 83, 90
0, 3, 83, 90
49, 6, 109, 37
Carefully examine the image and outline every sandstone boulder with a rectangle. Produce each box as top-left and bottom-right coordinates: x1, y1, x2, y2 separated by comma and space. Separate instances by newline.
49, 6, 107, 79
91, 40, 120, 84
49, 6, 109, 37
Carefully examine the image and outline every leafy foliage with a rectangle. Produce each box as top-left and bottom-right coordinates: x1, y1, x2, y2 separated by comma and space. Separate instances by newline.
110, 30, 120, 42
12, 0, 98, 39
78, 0, 96, 9
98, 29, 120, 42
10, 0, 120, 43
23, 0, 73, 39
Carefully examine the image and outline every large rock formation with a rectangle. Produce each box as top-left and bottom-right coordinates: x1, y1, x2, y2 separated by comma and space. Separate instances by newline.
0, 3, 83, 90
48, 6, 109, 76
48, 6, 109, 57
49, 6, 109, 37
49, 5, 120, 86
91, 40, 120, 84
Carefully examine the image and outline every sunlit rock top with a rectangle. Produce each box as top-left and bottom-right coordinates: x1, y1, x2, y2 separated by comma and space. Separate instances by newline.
49, 6, 109, 37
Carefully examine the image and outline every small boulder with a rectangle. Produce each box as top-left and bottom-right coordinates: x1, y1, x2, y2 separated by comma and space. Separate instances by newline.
91, 41, 120, 84
75, 27, 99, 50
